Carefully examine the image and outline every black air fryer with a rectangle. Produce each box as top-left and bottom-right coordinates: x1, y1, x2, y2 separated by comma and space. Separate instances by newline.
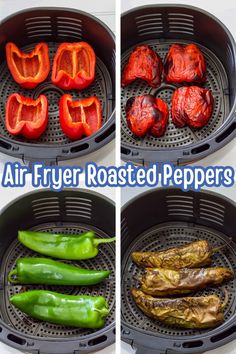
121, 188, 236, 354
121, 5, 236, 165
0, 7, 115, 164
0, 189, 115, 354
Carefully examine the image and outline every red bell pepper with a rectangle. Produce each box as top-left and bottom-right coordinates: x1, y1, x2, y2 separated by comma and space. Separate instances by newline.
5, 93, 48, 139
125, 95, 168, 137
59, 95, 102, 140
52, 42, 96, 90
122, 45, 163, 88
6, 42, 50, 89
172, 86, 214, 129
164, 43, 206, 84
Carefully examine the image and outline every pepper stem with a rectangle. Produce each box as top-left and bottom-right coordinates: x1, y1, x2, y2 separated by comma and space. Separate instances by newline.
212, 244, 227, 254
8, 269, 18, 284
95, 307, 109, 317
94, 237, 116, 247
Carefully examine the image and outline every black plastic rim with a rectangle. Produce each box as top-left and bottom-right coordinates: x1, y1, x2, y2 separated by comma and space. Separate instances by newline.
0, 189, 115, 354
0, 7, 115, 164
121, 187, 236, 354
121, 4, 236, 165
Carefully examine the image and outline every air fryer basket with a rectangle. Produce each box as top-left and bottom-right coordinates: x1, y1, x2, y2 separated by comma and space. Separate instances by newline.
121, 5, 236, 165
0, 7, 115, 164
0, 189, 115, 354
121, 188, 236, 354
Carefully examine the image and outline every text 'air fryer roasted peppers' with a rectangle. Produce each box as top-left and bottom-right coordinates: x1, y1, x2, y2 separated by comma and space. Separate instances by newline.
126, 95, 168, 137
164, 43, 206, 84
131, 289, 227, 329
8, 257, 111, 286
5, 93, 48, 139
132, 240, 221, 269
122, 45, 163, 87
52, 42, 96, 90
140, 267, 233, 296
60, 94, 102, 140
10, 290, 109, 328
6, 42, 50, 88
172, 86, 214, 129
18, 230, 115, 260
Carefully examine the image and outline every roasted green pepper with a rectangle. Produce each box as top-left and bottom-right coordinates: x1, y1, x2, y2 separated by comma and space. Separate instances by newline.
10, 290, 109, 328
140, 267, 233, 296
18, 231, 115, 260
132, 240, 222, 269
8, 258, 111, 286
131, 289, 227, 329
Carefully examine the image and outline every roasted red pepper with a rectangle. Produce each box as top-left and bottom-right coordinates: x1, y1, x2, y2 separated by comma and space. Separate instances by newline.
52, 42, 96, 90
122, 45, 163, 87
164, 43, 206, 84
60, 95, 102, 140
6, 42, 50, 89
5, 93, 48, 139
172, 86, 214, 128
126, 95, 168, 137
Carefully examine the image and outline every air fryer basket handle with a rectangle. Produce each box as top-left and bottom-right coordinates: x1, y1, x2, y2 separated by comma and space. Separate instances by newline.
135, 345, 179, 354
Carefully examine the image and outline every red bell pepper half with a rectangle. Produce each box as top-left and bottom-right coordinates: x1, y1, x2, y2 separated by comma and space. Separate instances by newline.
164, 43, 206, 84
5, 93, 48, 139
126, 95, 168, 137
52, 42, 96, 90
172, 86, 214, 129
122, 45, 163, 88
60, 95, 102, 140
6, 42, 50, 89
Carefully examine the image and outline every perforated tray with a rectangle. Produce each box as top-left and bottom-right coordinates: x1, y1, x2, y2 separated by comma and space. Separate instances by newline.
121, 222, 236, 337
0, 223, 115, 339
121, 39, 230, 164
0, 42, 113, 146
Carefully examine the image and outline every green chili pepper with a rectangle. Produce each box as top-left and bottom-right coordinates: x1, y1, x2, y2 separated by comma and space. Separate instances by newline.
10, 290, 109, 328
18, 230, 115, 260
8, 257, 111, 286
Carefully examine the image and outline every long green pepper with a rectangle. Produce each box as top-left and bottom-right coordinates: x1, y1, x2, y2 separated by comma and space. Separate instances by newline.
8, 258, 111, 286
10, 290, 109, 328
18, 230, 115, 260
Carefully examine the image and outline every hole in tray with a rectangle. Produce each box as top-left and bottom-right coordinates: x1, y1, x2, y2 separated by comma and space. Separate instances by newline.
191, 143, 210, 155
215, 122, 236, 143
182, 340, 203, 348
95, 123, 115, 143
211, 325, 236, 343
70, 143, 89, 153
0, 140, 11, 150
121, 146, 131, 155
88, 335, 107, 346
7, 333, 26, 346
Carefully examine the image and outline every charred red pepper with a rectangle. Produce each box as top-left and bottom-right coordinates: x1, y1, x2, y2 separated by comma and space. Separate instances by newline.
126, 95, 168, 137
60, 95, 102, 140
52, 42, 96, 90
6, 42, 50, 89
164, 43, 206, 84
5, 93, 48, 139
122, 45, 163, 87
172, 86, 214, 129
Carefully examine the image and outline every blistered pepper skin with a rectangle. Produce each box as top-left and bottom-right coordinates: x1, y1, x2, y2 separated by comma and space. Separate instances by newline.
172, 86, 214, 128
122, 45, 163, 87
132, 240, 217, 269
126, 95, 168, 137
10, 290, 109, 328
132, 289, 226, 329
140, 267, 233, 296
164, 43, 206, 84
18, 230, 115, 260
8, 257, 111, 286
